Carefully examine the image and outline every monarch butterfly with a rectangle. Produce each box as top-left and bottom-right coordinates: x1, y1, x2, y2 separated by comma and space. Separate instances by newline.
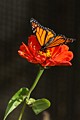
30, 18, 74, 50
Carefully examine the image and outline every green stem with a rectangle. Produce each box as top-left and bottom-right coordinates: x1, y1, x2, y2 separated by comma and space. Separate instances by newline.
18, 67, 44, 120
18, 101, 26, 120
27, 67, 44, 99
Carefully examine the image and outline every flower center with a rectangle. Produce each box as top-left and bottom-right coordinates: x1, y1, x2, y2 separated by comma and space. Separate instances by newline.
39, 50, 51, 57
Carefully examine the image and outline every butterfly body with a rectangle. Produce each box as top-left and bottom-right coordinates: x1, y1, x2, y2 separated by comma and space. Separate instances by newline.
30, 18, 74, 50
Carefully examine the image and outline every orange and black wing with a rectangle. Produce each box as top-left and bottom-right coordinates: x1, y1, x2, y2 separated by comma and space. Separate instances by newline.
45, 35, 74, 48
30, 18, 56, 46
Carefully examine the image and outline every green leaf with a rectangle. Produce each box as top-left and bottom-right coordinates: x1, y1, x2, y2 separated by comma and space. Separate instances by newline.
3, 87, 29, 120
32, 98, 51, 115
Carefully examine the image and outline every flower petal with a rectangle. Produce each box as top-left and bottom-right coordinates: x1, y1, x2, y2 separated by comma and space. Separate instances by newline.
28, 35, 41, 52
50, 45, 69, 58
53, 51, 73, 62
18, 42, 33, 56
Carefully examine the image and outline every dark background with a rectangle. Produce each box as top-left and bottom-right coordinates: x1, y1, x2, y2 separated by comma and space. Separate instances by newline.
0, 0, 80, 120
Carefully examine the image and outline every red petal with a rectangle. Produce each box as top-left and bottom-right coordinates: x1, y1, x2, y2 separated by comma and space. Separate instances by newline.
53, 61, 72, 66
28, 35, 41, 52
53, 51, 73, 62
18, 42, 38, 63
35, 54, 46, 63
50, 45, 69, 58
49, 48, 73, 66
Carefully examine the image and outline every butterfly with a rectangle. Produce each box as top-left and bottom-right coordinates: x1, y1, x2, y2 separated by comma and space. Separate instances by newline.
30, 18, 74, 50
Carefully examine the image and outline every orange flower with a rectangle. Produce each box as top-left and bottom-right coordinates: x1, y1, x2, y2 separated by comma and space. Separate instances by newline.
18, 35, 73, 67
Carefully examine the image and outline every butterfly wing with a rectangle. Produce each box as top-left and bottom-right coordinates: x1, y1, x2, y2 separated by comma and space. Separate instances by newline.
30, 18, 74, 49
30, 18, 56, 46
45, 35, 74, 48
